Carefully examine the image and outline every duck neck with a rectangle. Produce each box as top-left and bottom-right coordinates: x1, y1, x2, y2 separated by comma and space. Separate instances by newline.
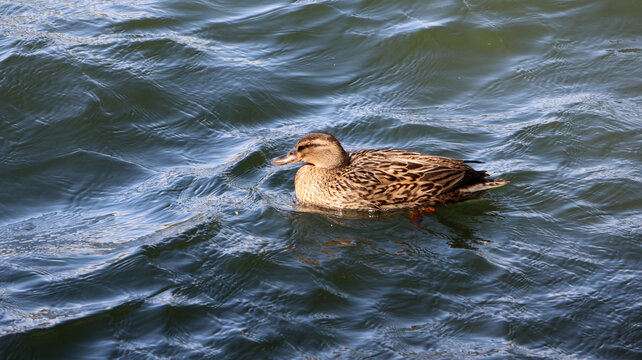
327, 150, 349, 169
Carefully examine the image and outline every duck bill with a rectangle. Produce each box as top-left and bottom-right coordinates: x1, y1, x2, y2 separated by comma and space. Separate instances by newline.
270, 150, 299, 165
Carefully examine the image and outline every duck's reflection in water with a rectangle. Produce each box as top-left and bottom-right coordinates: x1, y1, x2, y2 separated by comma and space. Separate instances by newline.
284, 201, 499, 266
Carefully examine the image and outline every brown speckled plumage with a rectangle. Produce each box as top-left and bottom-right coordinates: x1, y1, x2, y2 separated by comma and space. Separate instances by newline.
271, 132, 508, 211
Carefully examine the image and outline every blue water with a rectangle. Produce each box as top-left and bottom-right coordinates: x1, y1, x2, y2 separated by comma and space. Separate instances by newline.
1, 0, 640, 358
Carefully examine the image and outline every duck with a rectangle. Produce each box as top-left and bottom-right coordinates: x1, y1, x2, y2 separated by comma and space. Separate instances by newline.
271, 132, 508, 211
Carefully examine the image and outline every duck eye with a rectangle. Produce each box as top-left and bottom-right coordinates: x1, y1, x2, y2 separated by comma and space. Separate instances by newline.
297, 144, 312, 152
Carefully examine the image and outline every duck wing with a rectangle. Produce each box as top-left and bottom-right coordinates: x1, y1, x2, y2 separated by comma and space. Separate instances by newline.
339, 149, 488, 208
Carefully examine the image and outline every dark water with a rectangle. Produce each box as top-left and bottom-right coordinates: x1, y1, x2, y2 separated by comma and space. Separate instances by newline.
1, 0, 640, 358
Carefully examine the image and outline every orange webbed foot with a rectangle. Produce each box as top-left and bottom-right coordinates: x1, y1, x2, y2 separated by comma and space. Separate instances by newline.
409, 207, 436, 228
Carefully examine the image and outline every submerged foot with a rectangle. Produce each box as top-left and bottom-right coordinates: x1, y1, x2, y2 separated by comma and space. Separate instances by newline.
409, 207, 436, 228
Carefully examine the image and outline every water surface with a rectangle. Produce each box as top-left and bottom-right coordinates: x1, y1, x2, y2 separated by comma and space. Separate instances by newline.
1, 0, 640, 358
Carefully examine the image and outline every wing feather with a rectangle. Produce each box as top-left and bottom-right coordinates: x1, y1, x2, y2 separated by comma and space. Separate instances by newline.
342, 149, 487, 207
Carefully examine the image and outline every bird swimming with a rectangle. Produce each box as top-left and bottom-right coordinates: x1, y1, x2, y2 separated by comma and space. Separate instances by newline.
271, 132, 508, 211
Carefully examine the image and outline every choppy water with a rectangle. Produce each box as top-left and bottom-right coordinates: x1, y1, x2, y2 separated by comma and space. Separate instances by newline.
1, 0, 640, 358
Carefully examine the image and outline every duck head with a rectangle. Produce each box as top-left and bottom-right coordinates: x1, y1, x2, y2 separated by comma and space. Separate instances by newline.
270, 132, 349, 169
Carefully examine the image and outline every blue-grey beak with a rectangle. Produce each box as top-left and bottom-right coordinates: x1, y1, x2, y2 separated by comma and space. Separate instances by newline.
270, 149, 299, 165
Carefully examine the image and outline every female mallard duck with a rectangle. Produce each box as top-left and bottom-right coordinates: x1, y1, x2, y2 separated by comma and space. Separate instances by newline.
271, 132, 508, 211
